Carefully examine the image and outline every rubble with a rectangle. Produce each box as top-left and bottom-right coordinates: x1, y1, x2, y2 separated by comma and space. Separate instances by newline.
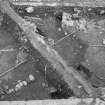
62, 12, 87, 32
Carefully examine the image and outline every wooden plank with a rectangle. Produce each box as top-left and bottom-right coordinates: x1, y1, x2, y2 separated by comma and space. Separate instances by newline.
11, 0, 105, 7
0, 98, 104, 105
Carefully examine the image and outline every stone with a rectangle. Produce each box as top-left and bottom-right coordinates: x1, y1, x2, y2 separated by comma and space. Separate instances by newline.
25, 7, 34, 13
29, 74, 35, 81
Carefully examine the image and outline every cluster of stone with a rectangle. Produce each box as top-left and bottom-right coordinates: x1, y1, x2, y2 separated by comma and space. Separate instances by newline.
62, 12, 87, 32
0, 74, 35, 99
8, 74, 35, 94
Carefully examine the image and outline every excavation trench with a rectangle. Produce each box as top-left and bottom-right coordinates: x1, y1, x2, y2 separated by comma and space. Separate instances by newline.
0, 0, 101, 100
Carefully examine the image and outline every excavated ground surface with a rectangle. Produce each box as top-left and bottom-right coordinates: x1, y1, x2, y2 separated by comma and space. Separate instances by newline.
0, 24, 50, 100
1, 5, 105, 100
